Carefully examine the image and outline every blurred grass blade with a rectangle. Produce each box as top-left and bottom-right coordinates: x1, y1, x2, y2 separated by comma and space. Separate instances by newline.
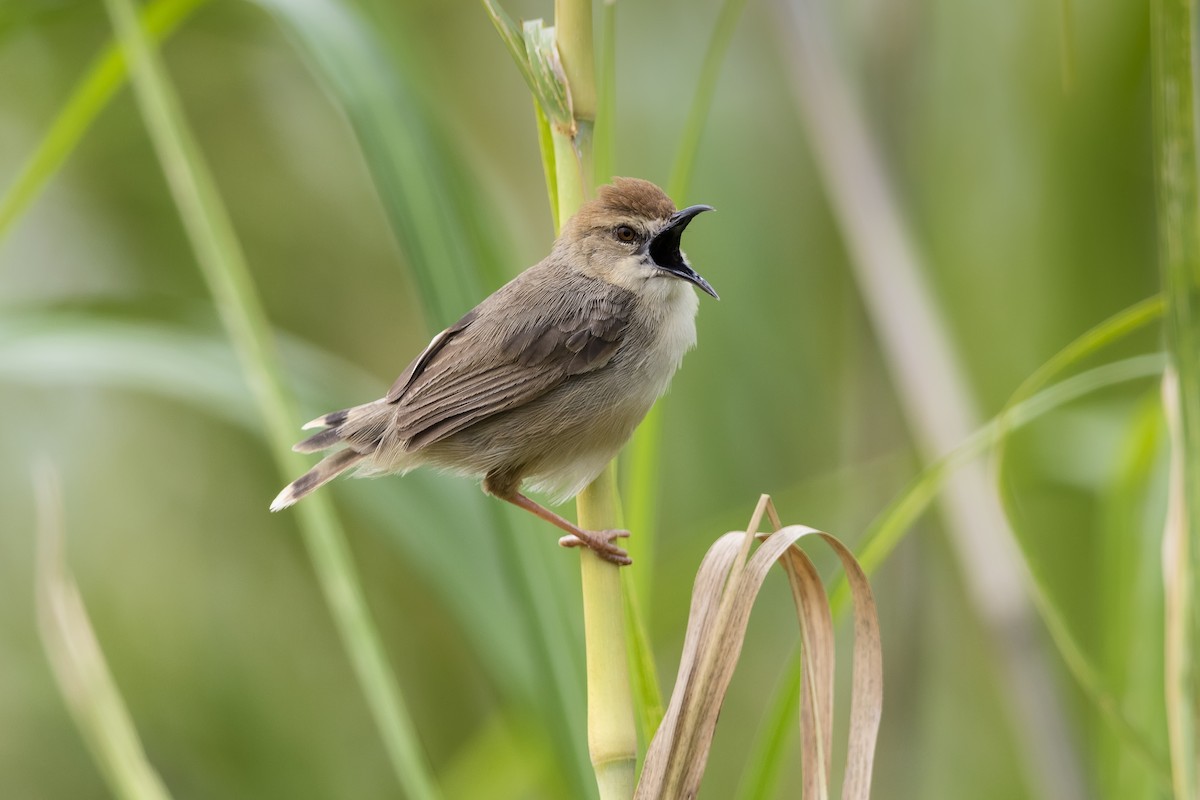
35, 464, 174, 800
733, 660, 802, 800
1096, 395, 1169, 798
621, 568, 666, 747
2, 310, 590, 794
0, 310, 541, 701
635, 496, 882, 800
0, 0, 205, 243
773, 0, 1089, 794
625, 0, 753, 613
993, 297, 1177, 794
441, 711, 556, 800
666, 0, 750, 201
480, 0, 533, 88
741, 353, 1171, 800
481, 2, 566, 229
534, 102, 561, 231
480, 3, 574, 130
1006, 296, 1164, 407
592, 0, 616, 185
846, 355, 1166, 587
257, 0, 595, 789
867, 354, 1171, 785
1151, 0, 1200, 792
251, 0, 492, 328
100, 0, 439, 796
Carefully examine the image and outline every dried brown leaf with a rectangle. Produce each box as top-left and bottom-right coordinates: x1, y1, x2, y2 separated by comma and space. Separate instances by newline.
635, 495, 882, 800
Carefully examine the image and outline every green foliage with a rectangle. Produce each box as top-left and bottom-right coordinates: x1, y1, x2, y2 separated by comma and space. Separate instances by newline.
0, 0, 1181, 797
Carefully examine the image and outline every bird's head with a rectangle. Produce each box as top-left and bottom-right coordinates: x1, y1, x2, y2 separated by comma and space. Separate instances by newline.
558, 177, 718, 299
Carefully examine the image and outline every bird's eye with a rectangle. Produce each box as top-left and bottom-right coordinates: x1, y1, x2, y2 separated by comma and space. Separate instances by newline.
614, 225, 637, 243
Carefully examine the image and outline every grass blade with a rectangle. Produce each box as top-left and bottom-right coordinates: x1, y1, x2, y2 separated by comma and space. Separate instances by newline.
994, 299, 1176, 791
666, 0, 750, 202
740, 353, 1172, 799
1150, 0, 1200, 792
1095, 397, 1169, 799
99, 1, 439, 795
773, 0, 1094, 793
252, 0, 492, 329
592, 0, 616, 185
732, 662, 802, 800
35, 464, 174, 800
509, 4, 637, 797
0, 0, 205, 243
624, 0, 753, 617
1162, 370, 1197, 799
0, 310, 548, 702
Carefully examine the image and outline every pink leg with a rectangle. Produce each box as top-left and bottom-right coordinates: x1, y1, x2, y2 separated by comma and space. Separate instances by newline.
499, 492, 632, 566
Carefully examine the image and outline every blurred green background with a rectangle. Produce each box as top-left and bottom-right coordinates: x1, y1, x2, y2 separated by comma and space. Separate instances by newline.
0, 0, 1170, 797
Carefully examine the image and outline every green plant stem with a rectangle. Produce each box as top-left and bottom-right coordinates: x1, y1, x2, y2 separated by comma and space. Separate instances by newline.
577, 466, 638, 799
1151, 0, 1200, 794
554, 0, 596, 125
101, 1, 438, 796
552, 2, 637, 797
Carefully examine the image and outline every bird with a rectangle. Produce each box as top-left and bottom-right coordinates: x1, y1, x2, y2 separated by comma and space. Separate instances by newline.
270, 177, 716, 565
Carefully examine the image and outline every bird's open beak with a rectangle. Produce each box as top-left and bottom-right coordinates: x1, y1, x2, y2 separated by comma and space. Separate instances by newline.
647, 204, 718, 299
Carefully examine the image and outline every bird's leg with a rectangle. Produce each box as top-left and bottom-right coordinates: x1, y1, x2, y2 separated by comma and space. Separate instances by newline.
497, 492, 632, 566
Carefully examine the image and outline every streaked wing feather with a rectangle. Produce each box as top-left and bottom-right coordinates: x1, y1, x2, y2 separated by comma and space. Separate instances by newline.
387, 288, 634, 450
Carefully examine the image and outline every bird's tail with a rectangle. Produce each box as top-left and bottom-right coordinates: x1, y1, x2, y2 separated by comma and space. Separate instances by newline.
270, 448, 366, 511
269, 400, 389, 511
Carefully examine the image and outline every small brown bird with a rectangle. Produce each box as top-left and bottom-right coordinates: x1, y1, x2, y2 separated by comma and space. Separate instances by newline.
271, 177, 716, 565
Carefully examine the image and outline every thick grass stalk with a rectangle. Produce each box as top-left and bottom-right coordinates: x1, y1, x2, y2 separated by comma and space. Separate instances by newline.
1150, 0, 1200, 794
552, 1, 637, 797
577, 467, 638, 798
100, 1, 439, 797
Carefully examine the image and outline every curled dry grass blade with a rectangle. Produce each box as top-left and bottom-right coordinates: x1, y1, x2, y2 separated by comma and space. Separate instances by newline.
100, 0, 439, 796
636, 495, 882, 800
34, 464, 174, 800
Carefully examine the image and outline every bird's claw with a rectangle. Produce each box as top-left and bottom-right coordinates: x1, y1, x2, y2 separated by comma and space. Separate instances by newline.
559, 529, 632, 566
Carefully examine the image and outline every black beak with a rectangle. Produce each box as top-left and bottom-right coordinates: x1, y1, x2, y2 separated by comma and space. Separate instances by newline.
647, 204, 718, 299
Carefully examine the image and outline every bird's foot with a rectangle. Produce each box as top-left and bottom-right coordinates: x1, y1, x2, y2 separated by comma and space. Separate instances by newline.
559, 529, 632, 566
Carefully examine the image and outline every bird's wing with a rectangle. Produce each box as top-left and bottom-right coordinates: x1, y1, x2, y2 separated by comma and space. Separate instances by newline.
384, 290, 634, 450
